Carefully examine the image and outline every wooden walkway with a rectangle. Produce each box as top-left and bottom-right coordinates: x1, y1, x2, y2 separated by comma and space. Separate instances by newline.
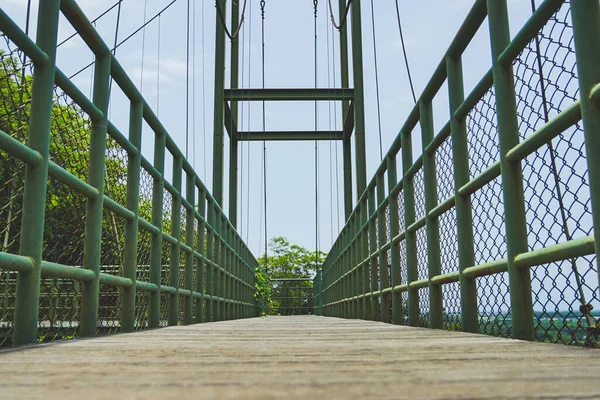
1, 316, 599, 399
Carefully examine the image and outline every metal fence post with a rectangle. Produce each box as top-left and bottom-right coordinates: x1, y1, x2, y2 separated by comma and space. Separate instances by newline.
13, 0, 61, 345
79, 53, 111, 337
387, 156, 402, 324
402, 131, 419, 327
205, 199, 214, 322
368, 186, 379, 320
376, 175, 390, 322
184, 171, 195, 325
149, 133, 166, 328
487, 0, 534, 341
168, 156, 182, 326
361, 197, 370, 320
195, 186, 206, 323
121, 100, 143, 332
420, 100, 443, 329
446, 55, 478, 333
570, 0, 600, 290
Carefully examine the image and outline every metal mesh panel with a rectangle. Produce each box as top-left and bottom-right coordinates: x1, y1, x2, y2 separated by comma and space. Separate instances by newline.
0, 36, 30, 347
178, 249, 186, 323
512, 1, 598, 346
435, 137, 455, 204
38, 278, 81, 343
416, 227, 428, 281
163, 190, 173, 235
104, 136, 128, 206
413, 169, 426, 221
419, 287, 430, 328
439, 209, 458, 275
135, 228, 152, 330
472, 176, 510, 337
466, 87, 498, 179
98, 283, 120, 334
159, 292, 169, 327
442, 281, 462, 331
138, 166, 154, 222
100, 210, 125, 277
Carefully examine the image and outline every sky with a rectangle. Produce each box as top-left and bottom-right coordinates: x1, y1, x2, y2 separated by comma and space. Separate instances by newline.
2, 0, 535, 257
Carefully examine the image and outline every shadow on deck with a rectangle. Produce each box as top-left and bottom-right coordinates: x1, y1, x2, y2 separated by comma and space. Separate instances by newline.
1, 316, 599, 399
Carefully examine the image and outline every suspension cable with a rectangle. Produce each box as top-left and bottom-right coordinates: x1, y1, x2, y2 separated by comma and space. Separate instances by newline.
529, 0, 598, 345
332, 14, 341, 233
370, 0, 383, 161
327, 0, 352, 31
215, 0, 248, 41
326, 5, 334, 244
140, 0, 149, 93
57, 0, 124, 48
68, 0, 178, 80
394, 0, 416, 104
157, 15, 161, 115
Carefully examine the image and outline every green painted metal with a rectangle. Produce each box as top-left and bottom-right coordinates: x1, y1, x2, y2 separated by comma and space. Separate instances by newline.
228, 0, 240, 228
0, 0, 256, 347
446, 55, 478, 334
224, 88, 354, 101
387, 157, 402, 325
376, 174, 390, 322
487, 0, 534, 341
367, 187, 378, 320
79, 51, 111, 337
12, 0, 60, 345
121, 100, 143, 333
570, 0, 600, 291
351, 0, 367, 199
212, 0, 226, 206
168, 157, 183, 326
237, 131, 344, 141
149, 132, 166, 328
420, 100, 443, 329
401, 131, 419, 327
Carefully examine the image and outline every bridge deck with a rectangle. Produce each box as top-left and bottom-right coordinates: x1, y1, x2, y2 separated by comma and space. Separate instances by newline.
1, 316, 599, 399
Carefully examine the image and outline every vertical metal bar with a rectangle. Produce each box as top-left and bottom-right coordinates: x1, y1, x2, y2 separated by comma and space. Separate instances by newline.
13, 0, 60, 345
339, 0, 352, 218
361, 197, 370, 319
195, 186, 206, 323
387, 156, 402, 324
446, 55, 478, 333
205, 199, 214, 322
355, 209, 363, 318
79, 53, 111, 337
487, 0, 534, 341
149, 133, 166, 328
351, 0, 367, 198
368, 186, 379, 320
212, 0, 226, 205
121, 100, 143, 333
228, 0, 240, 227
420, 100, 443, 329
376, 174, 390, 322
183, 172, 195, 325
570, 0, 600, 290
168, 156, 183, 326
402, 131, 419, 327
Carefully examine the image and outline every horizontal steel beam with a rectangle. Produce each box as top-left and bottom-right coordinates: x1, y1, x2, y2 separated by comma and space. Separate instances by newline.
224, 88, 354, 101
238, 131, 344, 141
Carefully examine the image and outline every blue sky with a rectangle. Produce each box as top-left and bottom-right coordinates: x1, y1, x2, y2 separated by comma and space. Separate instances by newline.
3, 0, 534, 256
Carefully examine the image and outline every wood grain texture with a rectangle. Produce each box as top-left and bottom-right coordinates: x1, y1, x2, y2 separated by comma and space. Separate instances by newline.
1, 315, 599, 399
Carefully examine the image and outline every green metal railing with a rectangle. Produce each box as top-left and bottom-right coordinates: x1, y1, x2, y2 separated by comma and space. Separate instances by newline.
0, 0, 258, 347
270, 278, 314, 316
317, 0, 600, 347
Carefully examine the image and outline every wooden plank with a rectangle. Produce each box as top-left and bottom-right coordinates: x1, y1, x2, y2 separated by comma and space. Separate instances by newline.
1, 316, 599, 399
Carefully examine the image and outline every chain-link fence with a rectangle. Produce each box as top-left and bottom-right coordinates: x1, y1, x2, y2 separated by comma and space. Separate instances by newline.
0, 3, 258, 348
318, 0, 600, 348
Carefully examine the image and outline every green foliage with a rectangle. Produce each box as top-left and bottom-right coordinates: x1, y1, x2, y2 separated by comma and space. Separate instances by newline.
254, 237, 326, 316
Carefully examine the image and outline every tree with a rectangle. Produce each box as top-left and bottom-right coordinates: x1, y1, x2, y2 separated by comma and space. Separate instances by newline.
255, 237, 326, 316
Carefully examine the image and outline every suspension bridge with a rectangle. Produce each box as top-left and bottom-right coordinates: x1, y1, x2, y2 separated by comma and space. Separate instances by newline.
1, 0, 600, 398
